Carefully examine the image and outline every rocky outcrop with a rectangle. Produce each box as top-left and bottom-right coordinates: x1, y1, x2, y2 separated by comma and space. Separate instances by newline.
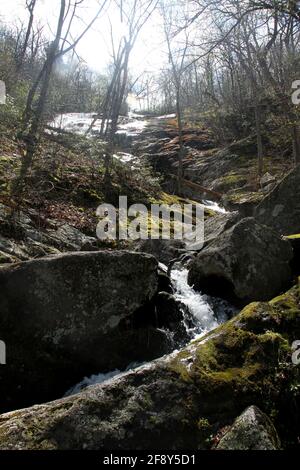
0, 203, 98, 263
203, 211, 240, 248
136, 239, 186, 265
0, 281, 298, 450
0, 251, 175, 412
216, 406, 281, 450
188, 218, 293, 303
255, 165, 300, 235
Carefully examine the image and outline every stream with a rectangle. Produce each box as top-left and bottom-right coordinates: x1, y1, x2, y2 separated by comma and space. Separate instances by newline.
49, 113, 233, 396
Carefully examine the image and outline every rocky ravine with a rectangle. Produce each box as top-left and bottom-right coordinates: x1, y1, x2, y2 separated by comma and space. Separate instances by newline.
0, 280, 299, 450
0, 116, 299, 450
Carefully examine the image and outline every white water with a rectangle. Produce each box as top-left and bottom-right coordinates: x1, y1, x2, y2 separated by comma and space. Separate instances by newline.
50, 112, 101, 135
113, 152, 136, 164
171, 267, 219, 338
203, 199, 228, 214
116, 118, 147, 137
50, 112, 149, 137
65, 362, 143, 397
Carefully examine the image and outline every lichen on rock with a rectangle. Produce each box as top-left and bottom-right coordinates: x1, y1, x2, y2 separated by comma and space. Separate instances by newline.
0, 280, 298, 450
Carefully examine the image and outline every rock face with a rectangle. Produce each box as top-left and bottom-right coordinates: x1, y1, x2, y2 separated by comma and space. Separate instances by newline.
203, 211, 240, 248
0, 203, 98, 264
0, 281, 299, 450
136, 239, 186, 265
188, 218, 293, 303
216, 406, 281, 450
255, 165, 300, 235
0, 251, 170, 412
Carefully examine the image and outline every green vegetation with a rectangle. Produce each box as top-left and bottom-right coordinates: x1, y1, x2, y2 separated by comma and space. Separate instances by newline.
168, 280, 300, 447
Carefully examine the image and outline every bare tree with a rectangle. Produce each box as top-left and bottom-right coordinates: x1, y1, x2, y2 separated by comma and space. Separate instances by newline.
16, 0, 38, 72
14, 0, 108, 190
160, 0, 189, 193
87, 0, 157, 192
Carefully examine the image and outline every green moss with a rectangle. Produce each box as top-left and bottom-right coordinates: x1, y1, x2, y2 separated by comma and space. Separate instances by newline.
168, 349, 194, 383
197, 418, 213, 443
166, 280, 300, 446
226, 191, 264, 204
217, 173, 248, 191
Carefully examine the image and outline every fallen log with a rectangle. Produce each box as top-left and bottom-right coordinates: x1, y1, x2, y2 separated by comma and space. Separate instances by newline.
170, 175, 223, 200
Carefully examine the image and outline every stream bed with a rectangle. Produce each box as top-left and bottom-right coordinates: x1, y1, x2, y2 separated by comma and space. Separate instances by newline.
49, 112, 233, 396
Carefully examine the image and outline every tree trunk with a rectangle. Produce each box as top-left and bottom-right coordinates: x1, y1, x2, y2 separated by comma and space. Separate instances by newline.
255, 102, 264, 177
16, 0, 37, 73
176, 88, 184, 195
13, 0, 66, 193
292, 123, 300, 165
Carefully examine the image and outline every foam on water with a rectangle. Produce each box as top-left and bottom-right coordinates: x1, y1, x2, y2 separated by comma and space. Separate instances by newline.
203, 199, 227, 214
65, 362, 143, 397
170, 267, 219, 337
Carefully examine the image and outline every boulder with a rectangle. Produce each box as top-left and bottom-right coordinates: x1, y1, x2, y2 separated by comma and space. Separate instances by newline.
216, 406, 281, 450
0, 251, 168, 412
188, 218, 293, 303
255, 165, 300, 235
136, 239, 186, 265
283, 234, 300, 276
203, 211, 240, 248
0, 281, 299, 450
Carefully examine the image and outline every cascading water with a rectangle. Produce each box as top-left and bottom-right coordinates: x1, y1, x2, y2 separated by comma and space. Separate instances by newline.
56, 112, 235, 396
65, 264, 233, 397
170, 267, 219, 337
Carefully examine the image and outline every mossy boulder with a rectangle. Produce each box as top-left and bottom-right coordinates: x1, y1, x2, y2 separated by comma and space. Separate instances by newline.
0, 281, 299, 450
188, 217, 293, 303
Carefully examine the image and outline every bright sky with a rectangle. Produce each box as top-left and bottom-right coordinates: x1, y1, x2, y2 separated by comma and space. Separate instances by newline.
0, 0, 168, 75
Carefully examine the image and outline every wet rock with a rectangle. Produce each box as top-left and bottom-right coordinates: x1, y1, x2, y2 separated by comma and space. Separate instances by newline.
0, 251, 161, 412
0, 281, 299, 450
255, 165, 300, 235
283, 234, 300, 276
157, 269, 174, 294
188, 217, 293, 303
136, 239, 186, 265
216, 406, 281, 450
154, 292, 190, 345
260, 172, 276, 188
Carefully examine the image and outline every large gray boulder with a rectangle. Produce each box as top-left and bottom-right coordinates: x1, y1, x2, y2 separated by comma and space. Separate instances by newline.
255, 165, 300, 235
188, 218, 293, 303
0, 251, 168, 412
216, 405, 281, 450
203, 211, 240, 247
